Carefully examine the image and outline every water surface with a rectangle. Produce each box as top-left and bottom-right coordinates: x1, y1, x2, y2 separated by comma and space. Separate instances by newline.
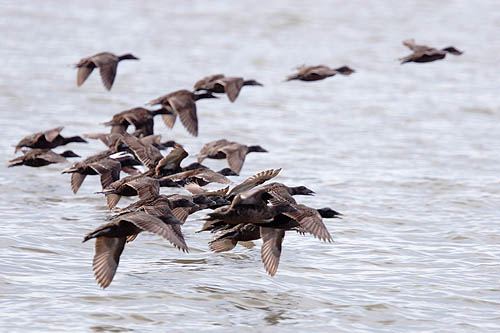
1, 1, 500, 332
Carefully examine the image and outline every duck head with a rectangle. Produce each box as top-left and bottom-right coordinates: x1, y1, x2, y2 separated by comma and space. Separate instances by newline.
291, 186, 315, 196
248, 145, 268, 153
193, 195, 216, 206
243, 79, 264, 86
119, 53, 139, 61
193, 91, 218, 100
317, 207, 342, 218
217, 168, 238, 176
170, 198, 197, 209
60, 150, 81, 158
442, 46, 463, 55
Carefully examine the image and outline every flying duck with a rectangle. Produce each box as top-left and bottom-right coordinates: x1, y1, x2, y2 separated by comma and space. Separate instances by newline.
146, 89, 217, 137
83, 198, 192, 288
75, 52, 139, 90
62, 150, 138, 193
197, 139, 268, 175
286, 65, 355, 81
14, 127, 87, 153
8, 149, 80, 168
193, 74, 263, 102
399, 39, 463, 64
103, 107, 173, 137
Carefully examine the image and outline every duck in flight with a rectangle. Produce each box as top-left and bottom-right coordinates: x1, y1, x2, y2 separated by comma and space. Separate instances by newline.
193, 74, 263, 102
146, 89, 217, 137
399, 39, 463, 64
75, 52, 139, 90
286, 65, 355, 81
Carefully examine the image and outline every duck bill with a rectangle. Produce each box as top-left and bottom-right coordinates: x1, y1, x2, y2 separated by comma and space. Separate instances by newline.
61, 167, 77, 174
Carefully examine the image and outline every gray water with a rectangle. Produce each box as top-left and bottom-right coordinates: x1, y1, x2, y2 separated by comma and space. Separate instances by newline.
1, 1, 500, 332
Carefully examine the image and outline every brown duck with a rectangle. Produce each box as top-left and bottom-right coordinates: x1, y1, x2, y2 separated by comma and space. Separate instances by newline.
111, 193, 196, 224
208, 206, 340, 250
8, 149, 80, 168
193, 74, 263, 102
62, 151, 138, 194
158, 167, 234, 188
160, 193, 218, 223
399, 39, 463, 64
146, 89, 217, 137
197, 139, 268, 175
286, 65, 355, 81
84, 133, 176, 153
83, 198, 192, 288
259, 205, 341, 276
75, 52, 139, 90
98, 175, 161, 209
205, 182, 314, 225
97, 167, 215, 209
197, 168, 283, 233
209, 206, 340, 276
103, 107, 173, 137
227, 168, 282, 198
14, 127, 87, 153
121, 132, 188, 176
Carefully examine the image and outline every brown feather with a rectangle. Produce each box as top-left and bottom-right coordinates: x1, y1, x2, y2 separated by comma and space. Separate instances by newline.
260, 227, 285, 276
71, 173, 87, 194
92, 237, 126, 289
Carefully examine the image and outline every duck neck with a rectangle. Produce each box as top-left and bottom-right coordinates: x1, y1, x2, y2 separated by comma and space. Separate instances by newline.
118, 54, 137, 61
63, 136, 87, 144
158, 178, 182, 188
193, 92, 214, 101
150, 107, 173, 116
60, 150, 79, 158
248, 145, 265, 153
243, 79, 262, 86
183, 162, 207, 171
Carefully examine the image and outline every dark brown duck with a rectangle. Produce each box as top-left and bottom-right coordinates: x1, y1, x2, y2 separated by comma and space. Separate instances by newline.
197, 139, 268, 175
193, 74, 263, 102
8, 149, 80, 168
83, 198, 191, 288
14, 126, 87, 153
399, 39, 463, 64
209, 206, 341, 276
97, 175, 161, 209
103, 107, 173, 137
75, 52, 139, 90
286, 65, 355, 81
120, 132, 188, 176
62, 150, 138, 194
205, 182, 314, 225
146, 89, 217, 137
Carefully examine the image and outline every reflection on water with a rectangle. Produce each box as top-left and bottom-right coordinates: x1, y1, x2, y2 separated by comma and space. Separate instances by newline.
2, 0, 500, 332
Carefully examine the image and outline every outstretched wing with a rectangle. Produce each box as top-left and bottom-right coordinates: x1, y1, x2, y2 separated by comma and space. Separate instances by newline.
71, 173, 87, 194
77, 64, 96, 86
282, 205, 333, 242
228, 168, 282, 197
221, 144, 248, 175
123, 211, 188, 252
127, 177, 160, 201
94, 57, 118, 90
121, 133, 163, 170
221, 77, 244, 102
260, 227, 285, 276
169, 94, 198, 137
92, 236, 126, 289
44, 127, 64, 142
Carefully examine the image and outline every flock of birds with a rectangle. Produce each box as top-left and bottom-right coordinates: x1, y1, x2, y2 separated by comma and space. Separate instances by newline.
8, 39, 462, 288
